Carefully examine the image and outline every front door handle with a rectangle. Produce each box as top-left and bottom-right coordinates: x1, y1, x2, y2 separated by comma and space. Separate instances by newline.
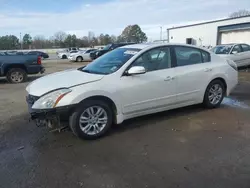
204, 68, 212, 72
164, 76, 175, 81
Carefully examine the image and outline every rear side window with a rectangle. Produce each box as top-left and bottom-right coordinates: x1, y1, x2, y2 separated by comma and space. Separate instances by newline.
231, 45, 242, 54
241, 44, 250, 52
174, 46, 203, 67
201, 50, 211, 63
28, 51, 37, 55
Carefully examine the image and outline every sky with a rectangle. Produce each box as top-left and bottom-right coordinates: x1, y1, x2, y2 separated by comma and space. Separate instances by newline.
0, 0, 249, 40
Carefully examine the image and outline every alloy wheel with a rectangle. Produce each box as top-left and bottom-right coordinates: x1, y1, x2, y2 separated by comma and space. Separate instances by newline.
208, 84, 223, 105
79, 106, 108, 136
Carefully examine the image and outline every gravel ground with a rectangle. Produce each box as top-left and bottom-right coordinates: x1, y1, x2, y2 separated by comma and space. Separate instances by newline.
1, 63, 250, 188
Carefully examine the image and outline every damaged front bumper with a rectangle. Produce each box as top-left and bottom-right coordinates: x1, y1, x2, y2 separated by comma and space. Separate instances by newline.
29, 106, 75, 131
26, 95, 75, 129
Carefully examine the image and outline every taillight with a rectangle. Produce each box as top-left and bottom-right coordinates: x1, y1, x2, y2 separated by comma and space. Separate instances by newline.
226, 59, 237, 71
37, 56, 41, 65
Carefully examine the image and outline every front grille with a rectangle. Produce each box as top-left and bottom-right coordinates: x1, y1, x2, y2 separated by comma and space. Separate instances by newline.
27, 95, 40, 105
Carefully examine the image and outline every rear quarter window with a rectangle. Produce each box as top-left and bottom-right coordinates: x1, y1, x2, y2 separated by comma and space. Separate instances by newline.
201, 50, 211, 62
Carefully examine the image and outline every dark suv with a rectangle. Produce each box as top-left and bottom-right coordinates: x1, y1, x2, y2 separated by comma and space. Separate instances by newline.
90, 42, 136, 60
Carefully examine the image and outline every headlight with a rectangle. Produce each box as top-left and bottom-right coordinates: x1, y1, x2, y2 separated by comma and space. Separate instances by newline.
32, 89, 72, 109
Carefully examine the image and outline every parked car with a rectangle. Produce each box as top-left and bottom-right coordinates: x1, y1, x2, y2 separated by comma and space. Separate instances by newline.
56, 47, 79, 55
90, 42, 136, 60
27, 51, 49, 59
68, 49, 97, 62
26, 43, 238, 140
0, 53, 44, 83
58, 50, 79, 59
211, 43, 250, 68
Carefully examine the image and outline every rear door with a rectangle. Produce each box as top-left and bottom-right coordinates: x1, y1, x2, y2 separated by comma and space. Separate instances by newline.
173, 46, 213, 104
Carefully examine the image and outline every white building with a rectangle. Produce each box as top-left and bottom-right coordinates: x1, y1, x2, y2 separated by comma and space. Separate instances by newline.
167, 16, 250, 47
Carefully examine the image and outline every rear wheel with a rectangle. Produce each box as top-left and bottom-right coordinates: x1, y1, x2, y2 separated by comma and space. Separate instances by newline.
76, 56, 83, 62
69, 100, 113, 140
6, 68, 27, 83
62, 55, 67, 59
203, 80, 225, 108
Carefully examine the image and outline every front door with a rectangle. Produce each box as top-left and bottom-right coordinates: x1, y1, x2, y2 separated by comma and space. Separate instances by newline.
229, 44, 245, 67
119, 46, 177, 116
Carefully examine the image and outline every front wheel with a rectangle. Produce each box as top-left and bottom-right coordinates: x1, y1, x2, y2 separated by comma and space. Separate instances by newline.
6, 68, 27, 83
76, 56, 83, 62
69, 100, 113, 140
203, 80, 225, 108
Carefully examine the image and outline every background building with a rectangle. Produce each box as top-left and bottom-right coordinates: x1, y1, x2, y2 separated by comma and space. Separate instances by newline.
167, 16, 250, 47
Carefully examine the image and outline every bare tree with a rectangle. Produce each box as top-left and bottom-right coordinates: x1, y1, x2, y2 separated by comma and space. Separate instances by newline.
53, 31, 67, 47
229, 9, 250, 18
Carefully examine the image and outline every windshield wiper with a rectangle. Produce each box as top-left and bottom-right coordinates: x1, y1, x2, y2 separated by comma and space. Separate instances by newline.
81, 69, 107, 75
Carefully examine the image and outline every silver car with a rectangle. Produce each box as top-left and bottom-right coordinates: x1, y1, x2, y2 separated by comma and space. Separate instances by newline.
211, 43, 250, 68
68, 49, 97, 62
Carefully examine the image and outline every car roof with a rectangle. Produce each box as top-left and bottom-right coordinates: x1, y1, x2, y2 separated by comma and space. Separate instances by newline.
121, 43, 211, 51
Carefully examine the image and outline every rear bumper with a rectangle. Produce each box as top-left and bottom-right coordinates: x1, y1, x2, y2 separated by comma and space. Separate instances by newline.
27, 65, 45, 75
226, 69, 238, 96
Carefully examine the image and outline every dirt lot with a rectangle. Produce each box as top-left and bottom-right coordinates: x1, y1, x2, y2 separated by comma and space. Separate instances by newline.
1, 63, 250, 188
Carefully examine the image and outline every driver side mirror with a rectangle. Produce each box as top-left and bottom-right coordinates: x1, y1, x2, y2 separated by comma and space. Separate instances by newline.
232, 51, 238, 54
126, 66, 146, 76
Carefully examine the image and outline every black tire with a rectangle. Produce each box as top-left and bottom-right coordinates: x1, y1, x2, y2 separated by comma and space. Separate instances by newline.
69, 100, 113, 140
6, 68, 27, 83
62, 55, 67, 59
203, 79, 225, 108
76, 56, 83, 62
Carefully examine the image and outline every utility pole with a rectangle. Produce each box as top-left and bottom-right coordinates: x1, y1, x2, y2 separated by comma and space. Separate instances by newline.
160, 26, 163, 41
20, 32, 22, 49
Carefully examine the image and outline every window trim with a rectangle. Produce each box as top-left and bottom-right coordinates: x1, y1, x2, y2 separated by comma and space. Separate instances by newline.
241, 44, 250, 52
172, 45, 211, 67
122, 45, 174, 76
230, 44, 243, 54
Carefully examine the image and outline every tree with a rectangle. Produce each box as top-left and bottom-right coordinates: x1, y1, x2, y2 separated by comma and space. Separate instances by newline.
0, 35, 19, 50
229, 10, 250, 18
53, 31, 67, 47
64, 34, 78, 47
98, 34, 112, 45
110, 35, 117, 43
118, 25, 147, 43
33, 35, 46, 49
22, 34, 32, 49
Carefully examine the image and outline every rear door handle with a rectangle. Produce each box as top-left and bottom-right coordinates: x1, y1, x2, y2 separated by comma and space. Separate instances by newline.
204, 68, 212, 72
164, 76, 175, 81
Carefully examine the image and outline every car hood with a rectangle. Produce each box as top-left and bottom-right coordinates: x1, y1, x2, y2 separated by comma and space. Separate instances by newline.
26, 69, 104, 96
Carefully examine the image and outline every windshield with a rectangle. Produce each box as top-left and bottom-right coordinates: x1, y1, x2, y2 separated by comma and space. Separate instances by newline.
103, 44, 112, 50
211, 45, 233, 54
81, 48, 141, 75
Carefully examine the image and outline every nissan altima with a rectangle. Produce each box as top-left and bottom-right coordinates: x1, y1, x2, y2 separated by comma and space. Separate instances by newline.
26, 43, 238, 140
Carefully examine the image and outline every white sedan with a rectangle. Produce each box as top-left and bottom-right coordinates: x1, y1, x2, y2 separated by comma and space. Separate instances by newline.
68, 49, 97, 62
26, 43, 238, 140
58, 50, 79, 59
211, 43, 250, 68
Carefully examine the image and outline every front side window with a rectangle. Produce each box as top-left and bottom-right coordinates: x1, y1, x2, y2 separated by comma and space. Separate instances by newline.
174, 46, 202, 66
211, 45, 233, 54
130, 47, 171, 72
241, 44, 250, 52
81, 48, 141, 75
231, 45, 242, 54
